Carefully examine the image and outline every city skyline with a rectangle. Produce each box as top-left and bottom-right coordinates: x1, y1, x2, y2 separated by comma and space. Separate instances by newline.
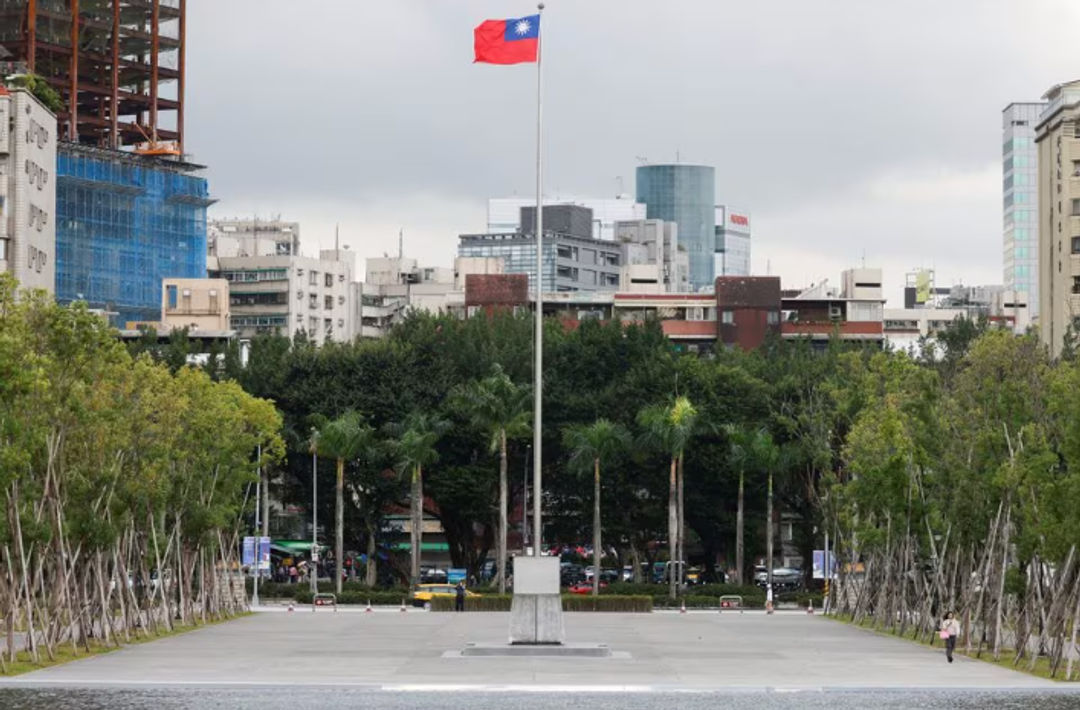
184, 1, 1080, 306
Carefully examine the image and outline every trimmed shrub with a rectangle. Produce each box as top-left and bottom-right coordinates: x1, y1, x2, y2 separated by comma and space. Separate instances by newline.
562, 595, 651, 612
430, 594, 652, 612
246, 579, 409, 597
292, 589, 410, 606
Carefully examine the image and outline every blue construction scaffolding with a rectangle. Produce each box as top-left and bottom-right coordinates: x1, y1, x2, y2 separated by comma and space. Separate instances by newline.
55, 143, 213, 326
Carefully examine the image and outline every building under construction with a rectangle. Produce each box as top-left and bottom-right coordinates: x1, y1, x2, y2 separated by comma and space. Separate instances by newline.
0, 0, 186, 153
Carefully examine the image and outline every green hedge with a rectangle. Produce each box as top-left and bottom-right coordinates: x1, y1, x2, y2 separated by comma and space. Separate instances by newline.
246, 580, 409, 597
605, 582, 763, 599
292, 589, 411, 606
430, 595, 652, 612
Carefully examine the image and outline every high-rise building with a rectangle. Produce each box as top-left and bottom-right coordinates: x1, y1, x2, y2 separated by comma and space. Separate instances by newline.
0, 1, 186, 151
1036, 80, 1080, 356
1003, 102, 1043, 318
55, 143, 212, 326
635, 164, 716, 291
714, 205, 751, 276
0, 84, 56, 294
487, 196, 645, 241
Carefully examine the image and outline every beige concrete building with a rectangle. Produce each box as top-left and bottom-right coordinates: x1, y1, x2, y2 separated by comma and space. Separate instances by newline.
1036, 79, 1080, 356
0, 85, 56, 295
162, 278, 231, 333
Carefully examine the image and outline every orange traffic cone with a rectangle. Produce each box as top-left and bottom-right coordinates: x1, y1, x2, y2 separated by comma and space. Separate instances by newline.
365, 599, 373, 613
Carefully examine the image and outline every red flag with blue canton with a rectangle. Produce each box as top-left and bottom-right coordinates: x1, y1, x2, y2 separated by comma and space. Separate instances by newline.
474, 14, 540, 64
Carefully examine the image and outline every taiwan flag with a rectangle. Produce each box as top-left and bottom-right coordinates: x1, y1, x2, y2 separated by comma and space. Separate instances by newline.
474, 14, 540, 65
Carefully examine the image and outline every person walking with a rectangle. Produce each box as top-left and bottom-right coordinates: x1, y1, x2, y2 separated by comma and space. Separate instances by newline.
454, 581, 466, 612
940, 611, 961, 663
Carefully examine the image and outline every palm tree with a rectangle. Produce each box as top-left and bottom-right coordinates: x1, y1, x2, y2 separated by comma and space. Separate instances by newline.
725, 425, 778, 585
315, 411, 375, 594
564, 419, 630, 596
637, 396, 699, 600
453, 365, 531, 594
388, 411, 449, 588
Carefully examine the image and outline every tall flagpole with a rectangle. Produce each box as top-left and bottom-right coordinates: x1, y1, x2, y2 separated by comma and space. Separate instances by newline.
532, 2, 545, 558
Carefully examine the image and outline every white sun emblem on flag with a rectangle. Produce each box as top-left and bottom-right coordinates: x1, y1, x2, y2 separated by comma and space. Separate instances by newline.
515, 19, 531, 35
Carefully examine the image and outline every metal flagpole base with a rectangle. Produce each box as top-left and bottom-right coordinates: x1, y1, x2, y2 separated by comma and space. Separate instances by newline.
509, 555, 564, 644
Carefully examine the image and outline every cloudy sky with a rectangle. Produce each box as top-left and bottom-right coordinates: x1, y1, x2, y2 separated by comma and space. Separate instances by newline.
186, 0, 1080, 305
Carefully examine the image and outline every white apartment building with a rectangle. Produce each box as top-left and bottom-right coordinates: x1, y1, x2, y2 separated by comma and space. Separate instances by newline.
488, 195, 645, 241
614, 218, 688, 293
0, 85, 56, 294
885, 285, 1030, 353
358, 256, 502, 337
215, 248, 359, 342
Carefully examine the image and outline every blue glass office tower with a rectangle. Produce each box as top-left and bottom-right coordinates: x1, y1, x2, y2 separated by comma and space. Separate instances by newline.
55, 144, 212, 326
1002, 102, 1044, 318
636, 164, 715, 291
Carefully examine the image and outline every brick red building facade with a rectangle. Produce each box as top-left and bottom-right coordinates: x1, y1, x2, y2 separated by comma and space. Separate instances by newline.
715, 276, 782, 350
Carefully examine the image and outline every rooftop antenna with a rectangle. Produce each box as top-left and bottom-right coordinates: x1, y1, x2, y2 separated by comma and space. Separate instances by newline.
635, 156, 648, 165
398, 228, 404, 259
675, 150, 680, 163
335, 223, 340, 256
766, 258, 772, 276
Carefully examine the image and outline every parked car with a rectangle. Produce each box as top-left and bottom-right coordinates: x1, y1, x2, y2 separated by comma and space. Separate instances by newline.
754, 566, 803, 590
560, 563, 586, 586
567, 581, 608, 595
410, 584, 479, 609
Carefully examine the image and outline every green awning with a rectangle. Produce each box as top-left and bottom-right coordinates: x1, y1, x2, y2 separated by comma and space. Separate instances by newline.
389, 542, 449, 552
271, 540, 316, 553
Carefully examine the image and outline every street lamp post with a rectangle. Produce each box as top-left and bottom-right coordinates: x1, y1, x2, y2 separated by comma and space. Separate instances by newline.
523, 444, 530, 551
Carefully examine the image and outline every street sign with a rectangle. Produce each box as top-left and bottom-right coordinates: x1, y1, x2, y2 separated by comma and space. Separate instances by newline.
242, 536, 255, 566
812, 550, 836, 579
258, 536, 271, 571
448, 568, 466, 584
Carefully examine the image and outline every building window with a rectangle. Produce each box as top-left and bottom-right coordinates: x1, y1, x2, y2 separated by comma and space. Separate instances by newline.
1074, 276, 1080, 295
324, 318, 333, 333
181, 288, 191, 310
1073, 237, 1080, 254
721, 310, 734, 324
309, 293, 318, 309
209, 289, 218, 312
309, 317, 319, 332
309, 271, 318, 286
325, 273, 334, 287
325, 295, 333, 310
767, 310, 779, 325
166, 285, 178, 310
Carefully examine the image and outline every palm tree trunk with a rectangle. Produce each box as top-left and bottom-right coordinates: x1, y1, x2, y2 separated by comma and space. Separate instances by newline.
736, 470, 745, 586
677, 453, 685, 590
411, 465, 423, 587
335, 458, 344, 595
766, 469, 774, 596
497, 429, 508, 595
261, 468, 270, 538
365, 519, 377, 588
668, 456, 677, 600
593, 457, 601, 597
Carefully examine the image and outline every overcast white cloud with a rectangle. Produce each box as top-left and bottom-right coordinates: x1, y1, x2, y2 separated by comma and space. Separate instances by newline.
186, 0, 1080, 305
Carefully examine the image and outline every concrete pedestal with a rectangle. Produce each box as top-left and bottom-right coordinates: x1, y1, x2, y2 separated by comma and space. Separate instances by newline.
509, 555, 565, 645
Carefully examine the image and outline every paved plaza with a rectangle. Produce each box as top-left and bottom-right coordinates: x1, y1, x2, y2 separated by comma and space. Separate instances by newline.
0, 609, 1058, 691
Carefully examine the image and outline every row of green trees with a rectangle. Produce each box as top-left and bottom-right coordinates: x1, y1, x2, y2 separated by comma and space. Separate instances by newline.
222, 312, 825, 599
831, 330, 1080, 676
0, 275, 283, 669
